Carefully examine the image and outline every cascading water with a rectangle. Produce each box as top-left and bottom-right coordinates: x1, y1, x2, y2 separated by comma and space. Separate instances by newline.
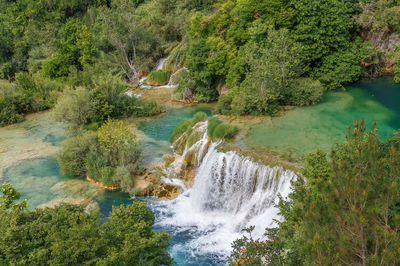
148, 121, 297, 265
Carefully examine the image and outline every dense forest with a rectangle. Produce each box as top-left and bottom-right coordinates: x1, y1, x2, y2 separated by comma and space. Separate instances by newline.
1, 0, 400, 265
0, 182, 173, 265
1, 0, 400, 124
231, 120, 400, 265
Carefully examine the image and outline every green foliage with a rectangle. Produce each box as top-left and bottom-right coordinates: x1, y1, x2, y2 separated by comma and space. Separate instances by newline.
212, 123, 238, 140
42, 18, 97, 78
170, 111, 208, 142
0, 183, 27, 211
206, 117, 238, 141
312, 40, 367, 89
192, 111, 208, 123
147, 70, 171, 85
57, 120, 143, 192
0, 186, 173, 265
292, 0, 354, 64
356, 0, 400, 33
231, 120, 400, 265
98, 119, 135, 158
53, 87, 96, 134
170, 119, 193, 142
57, 133, 97, 176
0, 72, 61, 126
218, 28, 325, 115
207, 116, 222, 137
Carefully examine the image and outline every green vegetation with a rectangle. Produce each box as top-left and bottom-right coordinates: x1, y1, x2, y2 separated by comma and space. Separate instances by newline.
0, 0, 210, 127
57, 120, 143, 193
173, 0, 400, 115
0, 183, 173, 265
170, 111, 208, 142
1, 0, 400, 122
170, 112, 238, 143
230, 119, 400, 265
207, 117, 238, 141
53, 76, 161, 134
0, 73, 61, 126
147, 70, 171, 85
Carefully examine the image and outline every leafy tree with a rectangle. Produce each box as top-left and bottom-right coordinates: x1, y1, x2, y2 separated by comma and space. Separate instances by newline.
98, 119, 136, 160
42, 18, 97, 78
0, 182, 27, 211
231, 120, 400, 265
0, 183, 173, 265
356, 0, 400, 33
53, 86, 96, 134
57, 133, 97, 176
292, 0, 354, 65
95, 0, 161, 83
220, 28, 323, 115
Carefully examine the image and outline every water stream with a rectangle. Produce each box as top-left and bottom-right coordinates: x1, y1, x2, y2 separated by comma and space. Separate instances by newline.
0, 79, 400, 265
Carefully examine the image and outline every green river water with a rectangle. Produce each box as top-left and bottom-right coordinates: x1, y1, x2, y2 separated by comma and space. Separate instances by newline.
0, 78, 399, 265
247, 78, 400, 155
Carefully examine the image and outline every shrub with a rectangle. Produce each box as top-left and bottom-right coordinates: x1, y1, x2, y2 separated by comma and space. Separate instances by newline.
170, 112, 208, 142
0, 92, 33, 126
286, 78, 324, 106
216, 94, 233, 115
147, 70, 171, 85
212, 123, 238, 140
57, 133, 97, 176
170, 119, 192, 142
207, 117, 222, 138
192, 111, 207, 124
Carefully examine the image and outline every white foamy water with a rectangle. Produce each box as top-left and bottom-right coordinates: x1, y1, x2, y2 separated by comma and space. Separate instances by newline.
149, 122, 297, 264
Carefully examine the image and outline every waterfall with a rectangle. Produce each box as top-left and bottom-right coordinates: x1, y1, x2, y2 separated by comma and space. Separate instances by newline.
150, 121, 297, 262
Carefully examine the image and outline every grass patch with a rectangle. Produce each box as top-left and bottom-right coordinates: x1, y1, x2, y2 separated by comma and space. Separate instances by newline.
147, 70, 171, 85
207, 117, 238, 141
169, 111, 208, 142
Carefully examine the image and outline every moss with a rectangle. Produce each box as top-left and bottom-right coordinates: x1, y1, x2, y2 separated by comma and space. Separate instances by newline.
170, 119, 192, 142
212, 123, 238, 140
147, 70, 171, 85
170, 111, 208, 143
208, 117, 222, 138
192, 111, 207, 123
186, 130, 203, 148
207, 116, 238, 141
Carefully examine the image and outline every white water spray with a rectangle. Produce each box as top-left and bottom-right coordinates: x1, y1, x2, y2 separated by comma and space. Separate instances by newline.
151, 122, 297, 261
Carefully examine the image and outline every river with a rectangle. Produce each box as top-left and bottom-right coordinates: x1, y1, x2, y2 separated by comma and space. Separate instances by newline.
0, 78, 399, 265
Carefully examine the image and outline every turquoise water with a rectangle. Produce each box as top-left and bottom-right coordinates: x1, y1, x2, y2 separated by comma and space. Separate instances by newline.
138, 106, 212, 165
247, 78, 400, 156
2, 106, 211, 212
139, 106, 212, 141
2, 79, 400, 265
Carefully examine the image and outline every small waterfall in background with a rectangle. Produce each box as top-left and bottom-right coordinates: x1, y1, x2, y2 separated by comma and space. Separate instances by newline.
147, 121, 297, 265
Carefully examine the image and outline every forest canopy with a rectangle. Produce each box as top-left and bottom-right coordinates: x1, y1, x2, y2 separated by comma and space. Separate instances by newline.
230, 120, 400, 265
1, 0, 400, 123
0, 182, 173, 265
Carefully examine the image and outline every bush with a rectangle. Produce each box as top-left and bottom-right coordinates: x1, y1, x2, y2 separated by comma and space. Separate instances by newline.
53, 87, 96, 134
147, 70, 171, 85
169, 112, 208, 142
112, 97, 161, 118
192, 111, 207, 124
57, 133, 97, 176
216, 94, 233, 115
212, 123, 238, 140
207, 117, 222, 138
170, 119, 192, 142
285, 78, 324, 106
0, 92, 33, 126
0, 184, 174, 266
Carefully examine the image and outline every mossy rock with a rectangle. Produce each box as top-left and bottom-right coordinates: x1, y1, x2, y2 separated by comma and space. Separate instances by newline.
186, 129, 203, 149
